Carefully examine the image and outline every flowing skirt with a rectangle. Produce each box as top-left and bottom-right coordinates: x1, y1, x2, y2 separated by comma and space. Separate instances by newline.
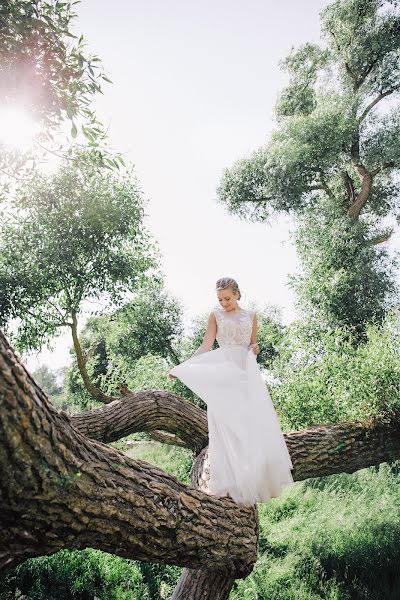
170, 344, 294, 506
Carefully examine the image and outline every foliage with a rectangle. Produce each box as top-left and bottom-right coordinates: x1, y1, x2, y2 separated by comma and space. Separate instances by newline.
64, 280, 184, 405
0, 547, 181, 599
31, 364, 63, 398
216, 0, 400, 334
231, 461, 400, 599
125, 440, 193, 486
288, 209, 400, 338
0, 0, 109, 136
268, 308, 400, 430
0, 146, 160, 352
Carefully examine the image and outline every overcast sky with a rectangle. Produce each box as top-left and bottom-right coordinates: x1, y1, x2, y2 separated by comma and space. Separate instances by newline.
23, 0, 399, 372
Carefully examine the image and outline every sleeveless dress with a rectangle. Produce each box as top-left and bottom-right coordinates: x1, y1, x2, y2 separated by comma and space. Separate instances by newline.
169, 308, 294, 506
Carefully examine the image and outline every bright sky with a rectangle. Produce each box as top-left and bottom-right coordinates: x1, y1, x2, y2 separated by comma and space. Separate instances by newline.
23, 0, 399, 372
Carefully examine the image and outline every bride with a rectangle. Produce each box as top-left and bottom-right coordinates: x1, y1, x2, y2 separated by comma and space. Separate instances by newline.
168, 276, 294, 507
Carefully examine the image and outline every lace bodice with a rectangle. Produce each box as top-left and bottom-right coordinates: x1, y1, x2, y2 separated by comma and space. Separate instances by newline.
213, 308, 254, 348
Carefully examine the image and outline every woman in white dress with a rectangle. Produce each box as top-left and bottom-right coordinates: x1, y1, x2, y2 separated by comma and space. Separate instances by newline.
168, 277, 294, 507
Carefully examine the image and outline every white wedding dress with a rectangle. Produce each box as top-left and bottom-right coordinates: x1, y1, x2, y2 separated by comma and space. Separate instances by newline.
169, 308, 294, 506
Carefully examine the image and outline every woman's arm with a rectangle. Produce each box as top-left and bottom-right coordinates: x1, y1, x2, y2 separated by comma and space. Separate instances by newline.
250, 311, 260, 355
168, 312, 217, 378
190, 312, 217, 357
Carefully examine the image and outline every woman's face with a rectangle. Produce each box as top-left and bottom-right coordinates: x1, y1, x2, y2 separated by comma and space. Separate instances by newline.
217, 288, 239, 311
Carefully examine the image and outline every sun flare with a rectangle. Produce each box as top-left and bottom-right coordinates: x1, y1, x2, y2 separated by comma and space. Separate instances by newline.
0, 107, 39, 151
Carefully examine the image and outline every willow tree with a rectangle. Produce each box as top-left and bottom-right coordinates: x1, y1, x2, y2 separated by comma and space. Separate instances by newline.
0, 148, 160, 403
217, 0, 400, 338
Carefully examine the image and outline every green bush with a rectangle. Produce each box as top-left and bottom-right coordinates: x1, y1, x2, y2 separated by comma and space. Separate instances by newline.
269, 308, 400, 430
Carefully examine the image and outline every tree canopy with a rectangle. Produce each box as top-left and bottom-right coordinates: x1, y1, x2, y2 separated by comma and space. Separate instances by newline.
217, 0, 400, 336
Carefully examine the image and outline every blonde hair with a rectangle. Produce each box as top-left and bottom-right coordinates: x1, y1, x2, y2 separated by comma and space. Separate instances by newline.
216, 277, 241, 300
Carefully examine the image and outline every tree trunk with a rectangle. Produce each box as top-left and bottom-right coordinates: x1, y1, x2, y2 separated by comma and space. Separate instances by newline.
169, 446, 258, 600
2, 329, 400, 600
70, 310, 116, 404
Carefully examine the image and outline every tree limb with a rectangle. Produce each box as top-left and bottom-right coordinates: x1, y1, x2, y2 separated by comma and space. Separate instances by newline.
70, 389, 208, 454
70, 310, 117, 404
358, 84, 400, 124
366, 229, 394, 246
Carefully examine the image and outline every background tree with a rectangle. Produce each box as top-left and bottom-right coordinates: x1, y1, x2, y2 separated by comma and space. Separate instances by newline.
65, 280, 185, 407
0, 146, 160, 403
217, 0, 400, 339
31, 364, 63, 398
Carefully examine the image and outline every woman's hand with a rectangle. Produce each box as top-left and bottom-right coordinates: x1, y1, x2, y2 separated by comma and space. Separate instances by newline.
249, 342, 260, 355
168, 372, 177, 380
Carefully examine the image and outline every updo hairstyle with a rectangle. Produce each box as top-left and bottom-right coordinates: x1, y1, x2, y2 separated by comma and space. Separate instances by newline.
215, 277, 241, 300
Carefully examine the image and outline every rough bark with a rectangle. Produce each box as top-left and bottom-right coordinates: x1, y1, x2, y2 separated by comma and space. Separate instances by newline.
169, 447, 258, 600
72, 389, 400, 482
70, 389, 208, 454
0, 330, 258, 577
2, 329, 400, 599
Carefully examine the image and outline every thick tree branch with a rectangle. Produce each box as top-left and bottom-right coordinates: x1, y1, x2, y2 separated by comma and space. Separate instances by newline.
0, 330, 258, 576
2, 329, 400, 597
70, 389, 208, 454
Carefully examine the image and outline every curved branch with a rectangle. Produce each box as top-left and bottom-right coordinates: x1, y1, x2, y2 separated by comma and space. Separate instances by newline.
70, 389, 208, 454
358, 84, 400, 124
70, 310, 116, 404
